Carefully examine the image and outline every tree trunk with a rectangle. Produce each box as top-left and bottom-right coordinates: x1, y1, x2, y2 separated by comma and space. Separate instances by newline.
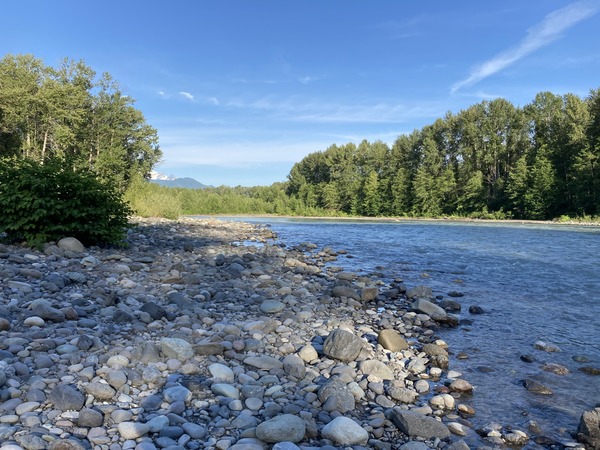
41, 129, 48, 164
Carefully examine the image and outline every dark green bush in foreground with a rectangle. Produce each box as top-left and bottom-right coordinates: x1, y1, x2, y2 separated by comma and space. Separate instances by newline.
0, 157, 132, 247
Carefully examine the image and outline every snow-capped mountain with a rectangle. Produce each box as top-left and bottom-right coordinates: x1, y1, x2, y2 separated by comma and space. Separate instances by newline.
149, 170, 210, 189
149, 170, 176, 181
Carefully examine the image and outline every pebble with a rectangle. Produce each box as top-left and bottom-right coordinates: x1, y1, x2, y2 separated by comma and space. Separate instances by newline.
23, 316, 45, 327
209, 363, 235, 382
117, 422, 151, 439
524, 379, 553, 395
534, 340, 561, 352
430, 393, 455, 410
449, 379, 473, 393
259, 300, 285, 313
448, 421, 468, 436
243, 355, 283, 370
211, 383, 240, 399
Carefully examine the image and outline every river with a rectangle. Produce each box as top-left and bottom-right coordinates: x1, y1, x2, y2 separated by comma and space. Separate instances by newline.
213, 217, 600, 446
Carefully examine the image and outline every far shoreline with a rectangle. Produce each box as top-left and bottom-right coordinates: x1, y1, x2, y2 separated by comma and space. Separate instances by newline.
183, 213, 600, 227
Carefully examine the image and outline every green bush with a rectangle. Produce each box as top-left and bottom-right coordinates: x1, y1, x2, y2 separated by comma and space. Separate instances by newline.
0, 157, 132, 247
124, 176, 183, 219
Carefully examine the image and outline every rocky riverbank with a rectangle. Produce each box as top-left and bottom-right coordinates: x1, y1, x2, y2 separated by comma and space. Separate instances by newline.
0, 218, 590, 450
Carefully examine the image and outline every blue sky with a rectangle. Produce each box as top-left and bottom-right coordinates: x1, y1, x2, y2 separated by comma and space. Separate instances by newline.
3, 1, 600, 186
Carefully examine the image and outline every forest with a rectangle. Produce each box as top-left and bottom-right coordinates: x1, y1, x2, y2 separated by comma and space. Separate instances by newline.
1, 53, 599, 222
287, 92, 600, 220
0, 54, 161, 190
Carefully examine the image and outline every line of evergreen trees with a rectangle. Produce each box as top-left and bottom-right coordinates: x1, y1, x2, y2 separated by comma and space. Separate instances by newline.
287, 91, 600, 220
0, 54, 161, 189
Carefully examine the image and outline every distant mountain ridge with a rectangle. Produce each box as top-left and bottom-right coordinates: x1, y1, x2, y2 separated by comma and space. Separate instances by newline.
149, 171, 210, 189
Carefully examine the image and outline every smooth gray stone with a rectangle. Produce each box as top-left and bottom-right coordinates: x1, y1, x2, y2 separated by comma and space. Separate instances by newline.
318, 378, 355, 413
323, 328, 364, 362
57, 237, 85, 253
163, 385, 192, 403
181, 422, 207, 439
48, 384, 85, 411
255, 414, 306, 443
211, 383, 240, 399
322, 416, 369, 446
243, 355, 283, 370
78, 408, 104, 427
259, 300, 285, 314
387, 409, 450, 439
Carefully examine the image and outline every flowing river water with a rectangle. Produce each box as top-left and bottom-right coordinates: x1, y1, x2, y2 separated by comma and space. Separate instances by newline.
209, 217, 600, 446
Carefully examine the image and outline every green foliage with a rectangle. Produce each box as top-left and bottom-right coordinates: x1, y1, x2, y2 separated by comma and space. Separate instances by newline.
0, 157, 132, 247
359, 170, 380, 216
124, 179, 338, 218
0, 54, 161, 189
524, 147, 556, 219
506, 156, 529, 218
554, 213, 600, 223
285, 88, 600, 221
122, 85, 600, 222
124, 176, 183, 219
3, 54, 600, 223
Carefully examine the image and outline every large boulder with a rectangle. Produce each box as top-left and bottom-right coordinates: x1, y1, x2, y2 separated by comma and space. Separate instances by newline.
323, 329, 364, 362
255, 414, 306, 443
322, 416, 369, 445
57, 237, 85, 253
406, 285, 433, 300
359, 360, 394, 380
378, 329, 409, 352
331, 285, 360, 300
387, 409, 450, 439
48, 384, 85, 411
411, 298, 447, 321
578, 407, 600, 449
361, 287, 379, 301
318, 377, 356, 413
160, 338, 194, 361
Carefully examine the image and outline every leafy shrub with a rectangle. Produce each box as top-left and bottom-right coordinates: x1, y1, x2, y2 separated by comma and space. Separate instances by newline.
0, 157, 132, 247
124, 176, 183, 219
467, 208, 511, 220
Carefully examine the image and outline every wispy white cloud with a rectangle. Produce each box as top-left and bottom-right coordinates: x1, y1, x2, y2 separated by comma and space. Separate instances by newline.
155, 114, 407, 170
159, 137, 329, 167
157, 91, 219, 105
453, 90, 504, 101
451, 1, 599, 93
292, 102, 443, 124
375, 17, 425, 40
179, 91, 195, 101
298, 75, 324, 85
224, 95, 444, 124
